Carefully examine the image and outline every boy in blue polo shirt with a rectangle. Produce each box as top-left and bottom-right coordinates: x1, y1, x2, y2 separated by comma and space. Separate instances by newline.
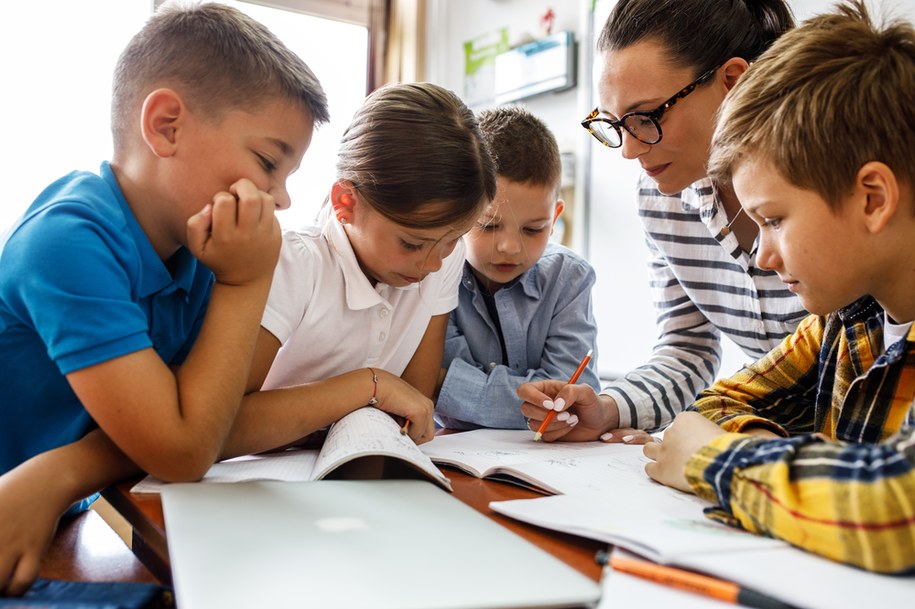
0, 3, 327, 595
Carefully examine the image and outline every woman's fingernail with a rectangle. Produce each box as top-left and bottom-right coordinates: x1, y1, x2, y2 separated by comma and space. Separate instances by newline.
542, 399, 554, 410
622, 435, 635, 443
553, 398, 566, 411
600, 432, 613, 442
556, 411, 570, 422
568, 415, 579, 426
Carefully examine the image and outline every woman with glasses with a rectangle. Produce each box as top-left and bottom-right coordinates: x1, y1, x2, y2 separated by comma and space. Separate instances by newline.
520, 0, 809, 443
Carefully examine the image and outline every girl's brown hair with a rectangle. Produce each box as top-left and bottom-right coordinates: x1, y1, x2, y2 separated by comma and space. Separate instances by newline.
336, 82, 496, 230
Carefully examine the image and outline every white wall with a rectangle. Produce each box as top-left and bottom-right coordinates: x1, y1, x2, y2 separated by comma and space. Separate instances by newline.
0, 1, 151, 233
425, 0, 592, 252
425, 0, 915, 380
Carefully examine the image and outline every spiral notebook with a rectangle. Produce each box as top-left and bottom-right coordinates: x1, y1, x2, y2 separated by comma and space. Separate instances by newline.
161, 479, 601, 609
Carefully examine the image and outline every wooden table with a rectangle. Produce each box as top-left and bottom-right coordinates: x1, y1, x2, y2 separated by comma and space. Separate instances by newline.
40, 509, 158, 583
102, 468, 607, 587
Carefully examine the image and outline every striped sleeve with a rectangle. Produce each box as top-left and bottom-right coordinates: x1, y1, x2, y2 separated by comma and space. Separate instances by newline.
685, 429, 915, 573
602, 233, 723, 430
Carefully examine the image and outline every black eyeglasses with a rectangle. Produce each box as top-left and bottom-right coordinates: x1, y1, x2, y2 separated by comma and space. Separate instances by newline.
581, 64, 722, 148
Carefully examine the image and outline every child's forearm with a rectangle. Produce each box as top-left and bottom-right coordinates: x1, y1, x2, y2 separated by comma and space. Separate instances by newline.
0, 431, 138, 597
36, 429, 140, 506
160, 279, 274, 474
222, 369, 384, 458
686, 430, 915, 573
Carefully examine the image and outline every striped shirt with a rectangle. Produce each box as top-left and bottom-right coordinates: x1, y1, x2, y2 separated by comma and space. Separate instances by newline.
686, 297, 915, 573
602, 175, 807, 430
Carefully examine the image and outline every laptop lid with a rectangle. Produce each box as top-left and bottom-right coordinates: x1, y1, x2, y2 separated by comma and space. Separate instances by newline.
161, 479, 600, 609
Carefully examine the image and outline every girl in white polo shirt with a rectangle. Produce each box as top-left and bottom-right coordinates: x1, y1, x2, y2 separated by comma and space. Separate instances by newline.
222, 83, 496, 455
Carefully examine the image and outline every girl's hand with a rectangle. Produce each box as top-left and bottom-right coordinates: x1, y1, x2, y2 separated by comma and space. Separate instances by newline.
518, 380, 620, 442
372, 369, 435, 445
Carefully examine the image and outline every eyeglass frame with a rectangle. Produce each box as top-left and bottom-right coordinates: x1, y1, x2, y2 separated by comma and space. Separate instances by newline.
581, 63, 723, 148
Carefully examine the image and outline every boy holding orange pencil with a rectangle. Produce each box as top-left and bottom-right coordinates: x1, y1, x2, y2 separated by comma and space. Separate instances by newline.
436, 106, 600, 430
643, 1, 915, 574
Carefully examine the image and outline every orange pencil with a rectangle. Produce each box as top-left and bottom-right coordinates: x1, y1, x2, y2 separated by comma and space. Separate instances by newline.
533, 349, 592, 441
400, 419, 410, 436
596, 550, 794, 609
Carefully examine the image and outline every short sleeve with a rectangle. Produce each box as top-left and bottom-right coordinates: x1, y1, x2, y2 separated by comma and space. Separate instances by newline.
2, 202, 152, 374
261, 230, 321, 345
429, 239, 465, 316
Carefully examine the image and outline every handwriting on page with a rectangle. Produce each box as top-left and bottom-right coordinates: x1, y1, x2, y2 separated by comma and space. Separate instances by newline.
315, 406, 449, 488
421, 429, 656, 495
320, 406, 426, 464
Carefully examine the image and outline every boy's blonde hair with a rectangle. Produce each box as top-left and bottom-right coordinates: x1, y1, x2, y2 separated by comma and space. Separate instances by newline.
478, 106, 562, 197
708, 0, 915, 209
111, 1, 329, 155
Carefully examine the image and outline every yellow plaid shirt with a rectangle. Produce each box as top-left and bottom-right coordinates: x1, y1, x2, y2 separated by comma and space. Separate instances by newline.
685, 297, 915, 573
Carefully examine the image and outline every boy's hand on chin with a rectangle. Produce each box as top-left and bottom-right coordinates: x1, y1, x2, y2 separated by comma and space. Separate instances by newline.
643, 411, 725, 493
187, 178, 281, 287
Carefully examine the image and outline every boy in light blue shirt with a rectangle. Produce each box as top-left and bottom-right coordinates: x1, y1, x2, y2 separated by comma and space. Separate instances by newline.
436, 107, 600, 430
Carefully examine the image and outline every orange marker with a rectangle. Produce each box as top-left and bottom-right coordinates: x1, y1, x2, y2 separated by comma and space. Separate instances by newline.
533, 349, 592, 441
596, 550, 794, 609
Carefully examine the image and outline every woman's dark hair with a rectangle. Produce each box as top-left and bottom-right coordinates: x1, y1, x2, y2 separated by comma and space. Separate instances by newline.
597, 0, 795, 77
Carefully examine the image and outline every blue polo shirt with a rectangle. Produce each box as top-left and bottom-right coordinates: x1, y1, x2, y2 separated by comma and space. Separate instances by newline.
0, 162, 213, 475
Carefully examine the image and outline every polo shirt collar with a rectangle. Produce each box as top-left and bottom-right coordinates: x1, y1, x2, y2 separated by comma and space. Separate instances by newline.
324, 218, 400, 311
100, 162, 198, 299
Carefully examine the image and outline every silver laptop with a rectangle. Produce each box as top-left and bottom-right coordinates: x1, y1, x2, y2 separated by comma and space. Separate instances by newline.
161, 479, 600, 609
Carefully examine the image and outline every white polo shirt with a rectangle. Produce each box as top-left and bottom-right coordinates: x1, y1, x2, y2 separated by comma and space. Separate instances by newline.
261, 218, 464, 390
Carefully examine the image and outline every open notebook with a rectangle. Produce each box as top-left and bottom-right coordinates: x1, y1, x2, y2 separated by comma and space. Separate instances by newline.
132, 407, 452, 493
490, 485, 915, 609
161, 479, 601, 609
420, 428, 651, 495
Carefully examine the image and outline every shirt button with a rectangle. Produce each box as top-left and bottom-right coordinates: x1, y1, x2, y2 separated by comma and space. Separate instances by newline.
488, 362, 497, 370
379, 332, 387, 342
379, 308, 389, 318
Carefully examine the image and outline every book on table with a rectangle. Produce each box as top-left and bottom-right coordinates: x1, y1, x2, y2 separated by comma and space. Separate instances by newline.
488, 469, 915, 609
419, 427, 653, 495
131, 406, 452, 494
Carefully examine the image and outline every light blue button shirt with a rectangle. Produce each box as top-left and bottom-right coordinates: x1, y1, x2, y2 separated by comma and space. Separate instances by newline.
437, 243, 600, 430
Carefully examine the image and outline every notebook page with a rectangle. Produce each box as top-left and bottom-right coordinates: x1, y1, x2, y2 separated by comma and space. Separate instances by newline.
313, 407, 452, 490
505, 448, 672, 495
679, 544, 915, 609
130, 450, 321, 494
491, 489, 783, 563
421, 428, 624, 486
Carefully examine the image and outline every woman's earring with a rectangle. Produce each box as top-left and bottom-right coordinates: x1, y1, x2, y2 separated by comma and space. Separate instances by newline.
335, 209, 348, 224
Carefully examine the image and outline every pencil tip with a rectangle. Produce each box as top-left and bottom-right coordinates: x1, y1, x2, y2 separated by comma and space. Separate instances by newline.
533, 432, 543, 441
